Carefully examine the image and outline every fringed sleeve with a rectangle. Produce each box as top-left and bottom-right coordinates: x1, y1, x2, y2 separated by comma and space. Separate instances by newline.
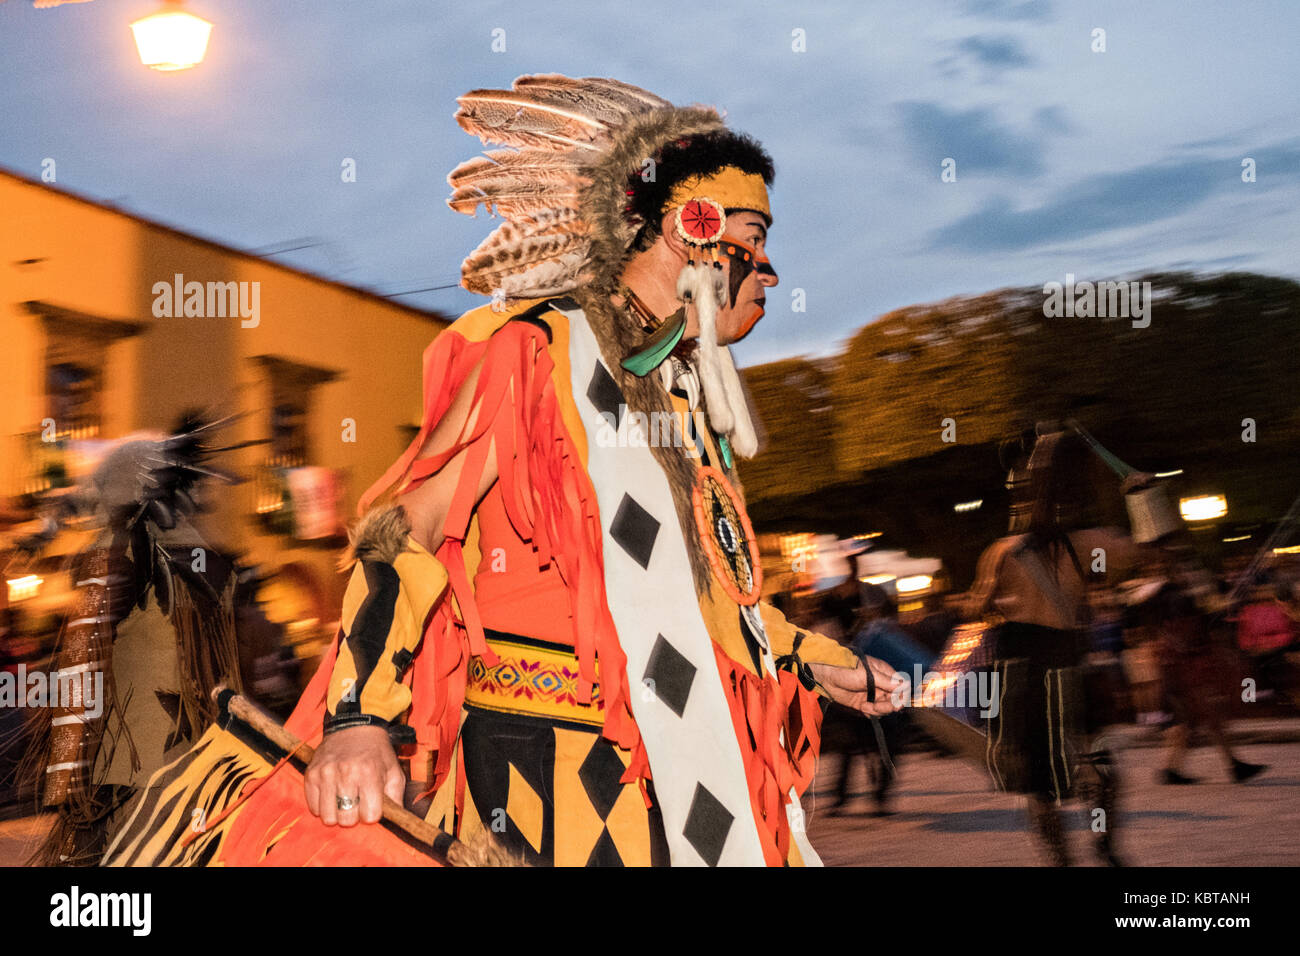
761, 600, 859, 691
353, 316, 648, 793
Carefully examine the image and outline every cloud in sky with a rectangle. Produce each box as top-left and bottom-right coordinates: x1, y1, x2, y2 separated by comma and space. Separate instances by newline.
931, 140, 1300, 252
896, 101, 1051, 176
956, 34, 1035, 68
961, 0, 1055, 22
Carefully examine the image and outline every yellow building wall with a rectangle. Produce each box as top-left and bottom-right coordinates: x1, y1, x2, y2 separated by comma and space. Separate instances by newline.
1, 170, 449, 622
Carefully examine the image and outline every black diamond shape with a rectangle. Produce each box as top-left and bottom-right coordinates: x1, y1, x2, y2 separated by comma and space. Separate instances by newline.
585, 827, 625, 867
586, 362, 625, 423
578, 738, 627, 820
609, 494, 659, 570
682, 783, 733, 867
642, 634, 695, 717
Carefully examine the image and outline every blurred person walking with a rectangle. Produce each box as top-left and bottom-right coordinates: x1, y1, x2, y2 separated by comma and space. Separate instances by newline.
1129, 547, 1268, 786
1235, 575, 1298, 706
908, 589, 960, 658
841, 586, 934, 815
965, 428, 1143, 866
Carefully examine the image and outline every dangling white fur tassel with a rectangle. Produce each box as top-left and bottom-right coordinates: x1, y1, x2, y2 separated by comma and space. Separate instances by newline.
678, 263, 731, 433
676, 262, 760, 459
713, 345, 759, 458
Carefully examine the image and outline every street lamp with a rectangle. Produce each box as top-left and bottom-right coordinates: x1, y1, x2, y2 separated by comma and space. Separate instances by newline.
130, 1, 212, 71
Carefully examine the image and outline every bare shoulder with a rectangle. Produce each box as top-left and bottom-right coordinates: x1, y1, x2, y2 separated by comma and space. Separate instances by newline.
1071, 526, 1131, 549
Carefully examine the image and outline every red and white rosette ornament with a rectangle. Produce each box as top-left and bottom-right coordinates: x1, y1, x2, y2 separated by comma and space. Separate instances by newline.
675, 196, 727, 249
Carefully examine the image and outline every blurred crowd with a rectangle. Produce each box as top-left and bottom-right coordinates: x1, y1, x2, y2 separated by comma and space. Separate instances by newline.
773, 551, 1299, 817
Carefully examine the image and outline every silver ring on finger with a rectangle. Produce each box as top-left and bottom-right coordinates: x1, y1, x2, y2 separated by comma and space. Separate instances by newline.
336, 794, 359, 812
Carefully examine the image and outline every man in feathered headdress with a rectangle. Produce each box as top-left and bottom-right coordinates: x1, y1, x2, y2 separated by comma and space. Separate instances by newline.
105, 75, 900, 867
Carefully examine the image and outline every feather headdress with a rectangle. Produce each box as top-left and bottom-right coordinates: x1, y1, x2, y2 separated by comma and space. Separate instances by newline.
448, 73, 766, 473
449, 74, 726, 298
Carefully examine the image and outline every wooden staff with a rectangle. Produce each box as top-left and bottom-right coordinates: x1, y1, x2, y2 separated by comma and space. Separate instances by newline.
213, 688, 475, 867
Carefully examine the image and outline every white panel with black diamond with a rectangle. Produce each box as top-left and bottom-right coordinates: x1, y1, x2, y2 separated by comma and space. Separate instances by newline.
557, 299, 766, 867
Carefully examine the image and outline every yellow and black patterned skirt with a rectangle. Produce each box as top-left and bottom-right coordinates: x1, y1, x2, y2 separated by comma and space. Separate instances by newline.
458, 631, 669, 867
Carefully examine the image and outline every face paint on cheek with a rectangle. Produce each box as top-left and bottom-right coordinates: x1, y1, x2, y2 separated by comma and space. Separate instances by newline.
720, 235, 757, 308
735, 303, 764, 339
718, 234, 771, 340
727, 253, 751, 307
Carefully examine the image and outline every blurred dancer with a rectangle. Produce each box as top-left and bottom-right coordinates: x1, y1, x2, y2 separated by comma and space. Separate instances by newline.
19, 415, 242, 864
966, 429, 1142, 866
1130, 546, 1268, 785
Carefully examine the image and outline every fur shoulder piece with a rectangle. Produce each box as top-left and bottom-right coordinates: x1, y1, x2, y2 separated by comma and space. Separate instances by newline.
339, 504, 413, 570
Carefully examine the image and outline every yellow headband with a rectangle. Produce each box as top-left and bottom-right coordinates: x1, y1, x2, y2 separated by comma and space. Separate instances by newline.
664, 166, 770, 220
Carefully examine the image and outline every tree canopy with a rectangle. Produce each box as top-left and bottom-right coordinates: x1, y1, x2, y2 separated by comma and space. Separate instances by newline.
738, 272, 1300, 585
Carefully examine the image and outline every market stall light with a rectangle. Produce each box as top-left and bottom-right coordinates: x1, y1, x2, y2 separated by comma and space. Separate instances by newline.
1155, 469, 1183, 478
953, 499, 983, 513
862, 573, 896, 586
131, 2, 213, 71
779, 532, 813, 559
7, 575, 44, 602
1274, 545, 1300, 556
895, 574, 933, 594
1179, 494, 1227, 522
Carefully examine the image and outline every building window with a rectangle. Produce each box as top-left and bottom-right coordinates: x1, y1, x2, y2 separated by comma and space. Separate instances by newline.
249, 355, 341, 538
46, 360, 102, 440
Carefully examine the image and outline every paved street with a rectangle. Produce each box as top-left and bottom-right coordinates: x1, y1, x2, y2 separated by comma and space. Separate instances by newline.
0, 813, 50, 868
805, 739, 1299, 866
2, 735, 1296, 867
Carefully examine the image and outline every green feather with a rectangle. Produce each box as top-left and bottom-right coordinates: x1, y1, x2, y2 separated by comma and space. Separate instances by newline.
620, 309, 687, 377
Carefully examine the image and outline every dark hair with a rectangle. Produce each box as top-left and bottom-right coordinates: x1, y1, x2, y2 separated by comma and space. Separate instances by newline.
625, 129, 774, 251
1026, 431, 1091, 538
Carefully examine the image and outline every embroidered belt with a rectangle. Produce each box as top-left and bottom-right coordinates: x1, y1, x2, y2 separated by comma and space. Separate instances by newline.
465, 630, 604, 727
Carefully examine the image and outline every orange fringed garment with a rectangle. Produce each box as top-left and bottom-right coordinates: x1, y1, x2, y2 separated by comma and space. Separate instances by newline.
287, 305, 647, 792
216, 301, 824, 865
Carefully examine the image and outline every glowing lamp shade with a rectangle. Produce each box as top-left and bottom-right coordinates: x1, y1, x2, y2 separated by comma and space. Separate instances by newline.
131, 8, 213, 71
1179, 494, 1227, 523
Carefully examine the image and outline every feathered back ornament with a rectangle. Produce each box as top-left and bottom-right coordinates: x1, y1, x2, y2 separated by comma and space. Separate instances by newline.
448, 74, 725, 300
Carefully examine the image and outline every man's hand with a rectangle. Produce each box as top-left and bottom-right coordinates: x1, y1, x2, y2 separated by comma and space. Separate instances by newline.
304, 725, 404, 827
808, 657, 905, 717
